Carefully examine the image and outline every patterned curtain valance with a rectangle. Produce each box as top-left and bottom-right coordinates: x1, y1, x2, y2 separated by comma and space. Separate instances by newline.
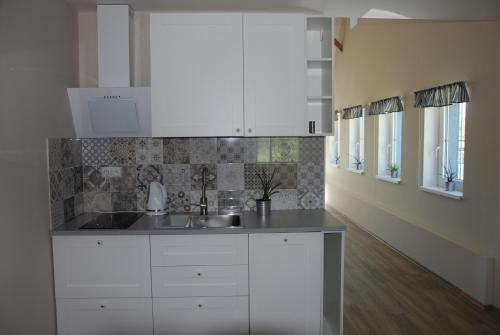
414, 81, 470, 108
342, 105, 363, 119
368, 96, 403, 116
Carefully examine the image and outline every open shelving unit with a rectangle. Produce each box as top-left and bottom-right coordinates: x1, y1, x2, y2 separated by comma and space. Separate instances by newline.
306, 16, 334, 135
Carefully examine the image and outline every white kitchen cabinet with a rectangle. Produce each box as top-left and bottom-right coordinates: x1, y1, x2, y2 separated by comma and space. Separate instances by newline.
150, 234, 248, 266
52, 236, 151, 298
153, 296, 249, 335
243, 14, 306, 136
249, 232, 323, 335
150, 13, 244, 137
56, 298, 153, 335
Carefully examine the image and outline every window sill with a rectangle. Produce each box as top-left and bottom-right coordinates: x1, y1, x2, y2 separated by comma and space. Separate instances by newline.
329, 163, 341, 168
347, 168, 364, 175
420, 186, 463, 200
376, 175, 401, 184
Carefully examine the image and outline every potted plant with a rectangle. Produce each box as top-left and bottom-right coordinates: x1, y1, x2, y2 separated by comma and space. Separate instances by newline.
351, 156, 364, 170
443, 165, 457, 192
335, 155, 340, 165
255, 168, 281, 216
388, 163, 399, 178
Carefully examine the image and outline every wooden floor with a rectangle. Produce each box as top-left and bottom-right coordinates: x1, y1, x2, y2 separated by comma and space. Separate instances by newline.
339, 215, 500, 335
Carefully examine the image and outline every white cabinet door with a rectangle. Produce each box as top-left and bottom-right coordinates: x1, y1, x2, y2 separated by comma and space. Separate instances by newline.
153, 297, 248, 335
56, 298, 153, 335
150, 234, 248, 266
152, 265, 248, 297
249, 233, 323, 335
243, 14, 306, 136
53, 236, 151, 298
150, 13, 244, 137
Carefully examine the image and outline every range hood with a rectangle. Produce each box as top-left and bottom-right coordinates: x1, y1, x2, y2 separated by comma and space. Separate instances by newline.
68, 5, 151, 138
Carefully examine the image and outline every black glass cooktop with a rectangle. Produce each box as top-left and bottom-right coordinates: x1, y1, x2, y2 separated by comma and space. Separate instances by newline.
79, 213, 144, 230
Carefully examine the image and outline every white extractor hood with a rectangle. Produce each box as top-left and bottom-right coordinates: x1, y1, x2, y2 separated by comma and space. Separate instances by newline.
68, 4, 151, 138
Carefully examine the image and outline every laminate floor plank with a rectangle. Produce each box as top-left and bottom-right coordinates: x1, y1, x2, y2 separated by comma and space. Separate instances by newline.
336, 213, 500, 335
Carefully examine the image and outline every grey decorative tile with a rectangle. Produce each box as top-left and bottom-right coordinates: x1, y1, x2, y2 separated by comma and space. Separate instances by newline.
244, 163, 297, 190
82, 138, 112, 166
50, 199, 65, 227
48, 138, 63, 171
63, 197, 75, 222
61, 139, 79, 168
136, 164, 163, 193
270, 137, 299, 162
243, 138, 271, 163
166, 188, 191, 213
164, 138, 190, 164
136, 190, 148, 211
111, 138, 136, 165
136, 138, 163, 164
111, 192, 137, 211
190, 164, 217, 190
190, 190, 218, 213
83, 192, 112, 212
270, 189, 298, 210
61, 168, 75, 199
299, 137, 325, 164
298, 188, 324, 209
218, 190, 244, 213
49, 170, 64, 202
163, 164, 191, 187
110, 166, 136, 192
243, 190, 261, 211
217, 138, 244, 163
297, 162, 324, 190
217, 163, 244, 191
83, 166, 109, 192
189, 138, 217, 164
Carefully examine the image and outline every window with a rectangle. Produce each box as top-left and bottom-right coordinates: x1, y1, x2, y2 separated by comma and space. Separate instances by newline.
377, 112, 402, 179
348, 116, 364, 171
422, 103, 466, 194
328, 118, 341, 165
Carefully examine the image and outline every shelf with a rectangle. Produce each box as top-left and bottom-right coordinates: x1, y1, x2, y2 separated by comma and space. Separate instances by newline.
307, 58, 332, 62
308, 96, 333, 100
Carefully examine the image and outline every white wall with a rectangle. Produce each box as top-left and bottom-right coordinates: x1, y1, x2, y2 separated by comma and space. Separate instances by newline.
327, 19, 500, 304
0, 0, 77, 333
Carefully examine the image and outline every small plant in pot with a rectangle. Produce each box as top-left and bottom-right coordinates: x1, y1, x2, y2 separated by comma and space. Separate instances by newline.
351, 155, 364, 171
255, 168, 281, 216
443, 165, 457, 192
335, 155, 340, 165
388, 163, 399, 178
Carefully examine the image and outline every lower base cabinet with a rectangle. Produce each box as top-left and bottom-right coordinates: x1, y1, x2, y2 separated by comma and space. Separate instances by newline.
153, 296, 249, 335
56, 298, 153, 335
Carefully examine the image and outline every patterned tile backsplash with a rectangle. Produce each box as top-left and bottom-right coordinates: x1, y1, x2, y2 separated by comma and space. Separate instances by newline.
47, 137, 325, 227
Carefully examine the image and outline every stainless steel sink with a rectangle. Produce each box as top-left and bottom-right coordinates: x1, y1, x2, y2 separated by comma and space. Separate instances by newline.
154, 214, 241, 229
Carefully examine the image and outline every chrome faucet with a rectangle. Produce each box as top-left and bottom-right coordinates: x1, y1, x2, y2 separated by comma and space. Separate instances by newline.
191, 167, 209, 216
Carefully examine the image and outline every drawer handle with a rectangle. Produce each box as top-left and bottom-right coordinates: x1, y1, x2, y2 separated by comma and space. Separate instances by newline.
97, 240, 103, 246
197, 272, 202, 277
284, 238, 288, 242
100, 304, 106, 309
198, 304, 203, 308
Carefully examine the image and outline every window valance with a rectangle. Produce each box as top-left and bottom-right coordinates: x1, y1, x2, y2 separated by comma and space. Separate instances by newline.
342, 105, 363, 119
368, 96, 403, 116
414, 81, 470, 108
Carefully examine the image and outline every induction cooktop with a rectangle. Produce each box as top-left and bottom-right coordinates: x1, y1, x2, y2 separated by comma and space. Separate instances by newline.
79, 212, 144, 230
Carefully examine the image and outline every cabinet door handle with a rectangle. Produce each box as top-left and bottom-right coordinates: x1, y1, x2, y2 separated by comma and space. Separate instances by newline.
284, 238, 288, 242
247, 128, 252, 134
236, 128, 240, 133
197, 272, 202, 277
97, 240, 103, 246
198, 304, 203, 308
100, 304, 106, 309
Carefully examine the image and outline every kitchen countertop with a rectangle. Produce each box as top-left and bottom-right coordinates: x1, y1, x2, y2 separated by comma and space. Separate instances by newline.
52, 209, 346, 236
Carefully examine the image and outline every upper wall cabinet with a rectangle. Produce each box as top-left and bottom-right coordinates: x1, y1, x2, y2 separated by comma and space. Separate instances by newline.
151, 13, 307, 137
243, 14, 306, 136
150, 13, 244, 137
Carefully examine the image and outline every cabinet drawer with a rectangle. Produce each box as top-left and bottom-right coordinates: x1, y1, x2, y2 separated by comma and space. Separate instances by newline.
152, 265, 248, 297
153, 297, 248, 335
56, 298, 153, 335
53, 236, 151, 298
151, 234, 248, 266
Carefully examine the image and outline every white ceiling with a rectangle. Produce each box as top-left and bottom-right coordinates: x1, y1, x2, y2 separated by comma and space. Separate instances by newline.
66, 0, 500, 19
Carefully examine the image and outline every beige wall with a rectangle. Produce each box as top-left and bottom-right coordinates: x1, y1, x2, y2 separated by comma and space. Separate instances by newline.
0, 0, 77, 333
327, 19, 500, 303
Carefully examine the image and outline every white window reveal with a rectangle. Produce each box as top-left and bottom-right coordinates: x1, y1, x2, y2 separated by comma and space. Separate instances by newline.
342, 105, 364, 173
368, 96, 404, 182
416, 81, 470, 199
328, 112, 341, 166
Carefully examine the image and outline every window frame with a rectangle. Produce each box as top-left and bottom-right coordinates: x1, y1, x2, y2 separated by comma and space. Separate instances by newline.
328, 118, 341, 166
375, 111, 403, 181
347, 115, 365, 173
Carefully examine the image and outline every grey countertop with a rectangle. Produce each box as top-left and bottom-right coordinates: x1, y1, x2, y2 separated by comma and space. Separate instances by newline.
52, 209, 346, 236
